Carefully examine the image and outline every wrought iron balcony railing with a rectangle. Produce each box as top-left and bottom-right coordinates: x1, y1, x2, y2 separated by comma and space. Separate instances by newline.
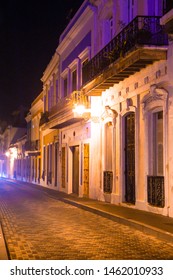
82, 16, 168, 86
49, 98, 70, 117
71, 91, 90, 108
49, 91, 90, 117
45, 91, 91, 129
163, 0, 173, 15
147, 176, 165, 208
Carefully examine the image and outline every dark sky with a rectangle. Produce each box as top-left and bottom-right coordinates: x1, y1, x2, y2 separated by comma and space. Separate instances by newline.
0, 0, 84, 121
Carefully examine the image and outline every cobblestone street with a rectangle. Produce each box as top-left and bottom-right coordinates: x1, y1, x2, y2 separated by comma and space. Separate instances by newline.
0, 180, 173, 260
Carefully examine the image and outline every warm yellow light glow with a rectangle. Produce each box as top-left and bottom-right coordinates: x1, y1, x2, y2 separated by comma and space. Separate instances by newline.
5, 151, 10, 157
6, 148, 18, 159
12, 148, 18, 159
73, 105, 91, 116
91, 97, 102, 117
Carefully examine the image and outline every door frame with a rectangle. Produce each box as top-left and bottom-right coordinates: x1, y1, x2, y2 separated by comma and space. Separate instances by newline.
120, 106, 137, 204
124, 112, 136, 204
72, 145, 80, 195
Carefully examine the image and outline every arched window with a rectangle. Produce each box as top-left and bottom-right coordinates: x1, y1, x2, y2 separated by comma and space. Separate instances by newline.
149, 110, 163, 176
105, 121, 113, 171
142, 84, 168, 207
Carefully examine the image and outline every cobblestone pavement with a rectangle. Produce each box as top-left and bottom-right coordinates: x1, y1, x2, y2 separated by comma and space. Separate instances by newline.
0, 180, 173, 260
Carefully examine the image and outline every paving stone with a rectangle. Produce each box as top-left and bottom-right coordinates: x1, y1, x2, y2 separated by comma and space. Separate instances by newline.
0, 180, 173, 260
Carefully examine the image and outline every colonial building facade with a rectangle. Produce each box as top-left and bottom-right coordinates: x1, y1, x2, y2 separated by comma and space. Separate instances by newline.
1, 0, 173, 218
38, 0, 173, 217
39, 2, 93, 195
25, 92, 43, 184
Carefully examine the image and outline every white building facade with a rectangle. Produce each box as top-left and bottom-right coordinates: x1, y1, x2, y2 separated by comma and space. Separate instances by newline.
25, 92, 43, 184
80, 0, 172, 216
3, 0, 172, 218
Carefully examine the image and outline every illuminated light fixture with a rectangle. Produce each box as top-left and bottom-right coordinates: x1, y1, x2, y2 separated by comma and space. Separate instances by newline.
5, 147, 18, 159
72, 105, 91, 115
72, 91, 91, 116
72, 104, 85, 115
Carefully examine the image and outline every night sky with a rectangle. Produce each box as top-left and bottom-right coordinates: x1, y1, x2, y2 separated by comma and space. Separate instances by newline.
0, 0, 84, 121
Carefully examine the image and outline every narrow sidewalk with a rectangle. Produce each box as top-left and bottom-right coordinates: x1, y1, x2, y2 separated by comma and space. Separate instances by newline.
0, 223, 9, 260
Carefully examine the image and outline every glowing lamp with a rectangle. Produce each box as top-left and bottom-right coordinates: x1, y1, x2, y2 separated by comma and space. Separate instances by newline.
73, 105, 85, 115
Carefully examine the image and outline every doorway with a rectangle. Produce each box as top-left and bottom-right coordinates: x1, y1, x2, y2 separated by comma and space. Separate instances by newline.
72, 146, 79, 195
83, 143, 89, 197
54, 142, 59, 187
124, 112, 135, 204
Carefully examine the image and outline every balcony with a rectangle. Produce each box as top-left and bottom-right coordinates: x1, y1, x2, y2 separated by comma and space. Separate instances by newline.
46, 92, 90, 129
160, 1, 173, 34
25, 140, 40, 156
82, 16, 168, 96
163, 0, 173, 15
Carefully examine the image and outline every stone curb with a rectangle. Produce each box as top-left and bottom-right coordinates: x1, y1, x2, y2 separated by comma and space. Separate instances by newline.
0, 223, 9, 260
4, 179, 173, 244
55, 196, 173, 244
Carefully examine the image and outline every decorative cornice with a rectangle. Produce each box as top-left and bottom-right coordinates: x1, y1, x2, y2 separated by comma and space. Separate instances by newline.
57, 6, 93, 54
41, 52, 59, 83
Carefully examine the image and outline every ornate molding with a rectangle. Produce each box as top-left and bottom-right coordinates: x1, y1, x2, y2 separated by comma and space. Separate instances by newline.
101, 105, 118, 126
142, 84, 168, 118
